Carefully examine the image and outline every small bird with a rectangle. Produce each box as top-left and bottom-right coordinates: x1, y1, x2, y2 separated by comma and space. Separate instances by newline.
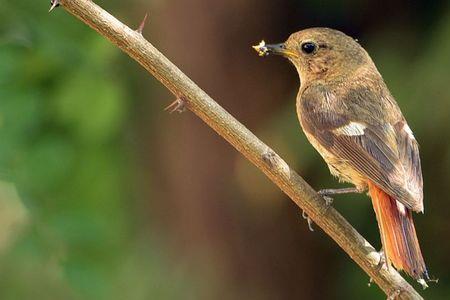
254, 28, 429, 282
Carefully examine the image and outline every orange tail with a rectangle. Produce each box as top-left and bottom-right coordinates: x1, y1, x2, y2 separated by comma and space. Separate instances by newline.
368, 182, 428, 280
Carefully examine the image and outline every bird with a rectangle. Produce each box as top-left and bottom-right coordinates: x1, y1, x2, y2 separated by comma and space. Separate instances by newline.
253, 28, 429, 283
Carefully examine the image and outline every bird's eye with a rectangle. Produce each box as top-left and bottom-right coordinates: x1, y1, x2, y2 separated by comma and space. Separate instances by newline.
301, 42, 317, 54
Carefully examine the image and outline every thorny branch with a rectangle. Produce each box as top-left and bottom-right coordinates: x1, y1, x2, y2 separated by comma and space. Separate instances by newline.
51, 1, 423, 298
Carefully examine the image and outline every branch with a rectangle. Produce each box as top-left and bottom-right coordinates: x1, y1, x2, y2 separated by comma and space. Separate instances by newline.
54, 1, 422, 298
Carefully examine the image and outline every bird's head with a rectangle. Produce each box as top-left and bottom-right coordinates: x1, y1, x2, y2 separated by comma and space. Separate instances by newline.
254, 28, 373, 83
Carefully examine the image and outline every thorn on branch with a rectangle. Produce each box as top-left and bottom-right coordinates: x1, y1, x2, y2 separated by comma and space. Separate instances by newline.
49, 0, 60, 12
165, 97, 186, 114
367, 277, 373, 287
423, 276, 438, 289
427, 277, 439, 284
136, 13, 148, 35
302, 211, 314, 232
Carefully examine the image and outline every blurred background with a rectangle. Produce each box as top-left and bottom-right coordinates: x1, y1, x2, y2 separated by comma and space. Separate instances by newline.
0, 0, 449, 299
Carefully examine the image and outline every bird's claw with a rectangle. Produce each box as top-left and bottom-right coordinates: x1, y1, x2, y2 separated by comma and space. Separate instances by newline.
302, 211, 314, 232
318, 190, 334, 206
324, 195, 334, 206
165, 97, 186, 114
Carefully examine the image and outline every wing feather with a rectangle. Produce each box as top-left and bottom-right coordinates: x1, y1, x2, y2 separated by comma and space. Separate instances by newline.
300, 85, 423, 211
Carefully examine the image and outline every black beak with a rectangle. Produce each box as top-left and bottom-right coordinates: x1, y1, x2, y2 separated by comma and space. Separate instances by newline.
253, 41, 296, 58
264, 43, 287, 55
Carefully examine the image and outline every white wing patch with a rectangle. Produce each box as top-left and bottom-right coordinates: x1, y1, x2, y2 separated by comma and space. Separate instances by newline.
403, 123, 415, 140
334, 122, 366, 136
396, 201, 407, 215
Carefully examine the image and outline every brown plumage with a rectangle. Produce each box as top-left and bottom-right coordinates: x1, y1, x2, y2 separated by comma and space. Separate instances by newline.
254, 28, 428, 280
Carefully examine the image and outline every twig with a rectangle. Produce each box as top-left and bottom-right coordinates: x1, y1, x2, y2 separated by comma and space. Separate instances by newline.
54, 1, 423, 298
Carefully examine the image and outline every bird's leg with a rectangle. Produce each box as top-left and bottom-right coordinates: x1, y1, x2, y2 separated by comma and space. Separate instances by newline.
377, 247, 386, 271
318, 187, 361, 196
368, 248, 387, 287
318, 187, 362, 206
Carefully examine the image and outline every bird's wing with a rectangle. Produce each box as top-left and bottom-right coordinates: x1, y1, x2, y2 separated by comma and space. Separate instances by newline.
393, 120, 423, 209
300, 85, 423, 212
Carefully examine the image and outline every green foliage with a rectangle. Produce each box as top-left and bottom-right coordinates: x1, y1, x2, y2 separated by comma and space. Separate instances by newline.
0, 1, 201, 300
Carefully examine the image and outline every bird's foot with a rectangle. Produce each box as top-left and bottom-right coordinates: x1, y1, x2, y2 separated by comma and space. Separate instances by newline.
318, 190, 334, 206
318, 187, 362, 206
301, 211, 314, 232
165, 97, 186, 114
